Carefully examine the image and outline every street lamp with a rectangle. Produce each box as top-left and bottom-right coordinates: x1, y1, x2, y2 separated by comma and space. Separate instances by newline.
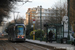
40, 6, 43, 41
63, 21, 65, 37
40, 6, 42, 30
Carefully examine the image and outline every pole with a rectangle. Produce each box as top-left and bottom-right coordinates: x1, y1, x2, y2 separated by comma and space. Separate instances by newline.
63, 22, 64, 37
40, 6, 42, 41
13, 12, 16, 23
68, 0, 70, 40
33, 23, 35, 40
28, 13, 30, 27
33, 17, 35, 40
46, 23, 48, 42
33, 24, 35, 30
56, 9, 58, 24
21, 18, 22, 23
40, 6, 42, 30
16, 12, 19, 23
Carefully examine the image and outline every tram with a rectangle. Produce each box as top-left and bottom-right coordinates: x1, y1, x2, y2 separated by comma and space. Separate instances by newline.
6, 23, 26, 41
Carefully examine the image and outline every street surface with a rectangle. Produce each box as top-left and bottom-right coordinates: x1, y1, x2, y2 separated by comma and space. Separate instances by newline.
0, 37, 52, 50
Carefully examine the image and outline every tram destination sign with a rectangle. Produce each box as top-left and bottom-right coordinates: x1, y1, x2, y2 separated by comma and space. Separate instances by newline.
18, 26, 23, 27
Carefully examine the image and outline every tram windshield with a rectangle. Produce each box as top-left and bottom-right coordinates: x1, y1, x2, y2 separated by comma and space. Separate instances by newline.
17, 26, 24, 35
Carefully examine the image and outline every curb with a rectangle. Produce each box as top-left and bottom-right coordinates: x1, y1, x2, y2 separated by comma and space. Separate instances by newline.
26, 41, 66, 50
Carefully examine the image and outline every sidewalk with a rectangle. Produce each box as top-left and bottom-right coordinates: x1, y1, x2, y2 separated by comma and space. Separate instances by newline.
26, 39, 75, 50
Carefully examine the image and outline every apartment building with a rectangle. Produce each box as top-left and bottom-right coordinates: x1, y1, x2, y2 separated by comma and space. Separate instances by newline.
26, 8, 36, 26
26, 6, 61, 30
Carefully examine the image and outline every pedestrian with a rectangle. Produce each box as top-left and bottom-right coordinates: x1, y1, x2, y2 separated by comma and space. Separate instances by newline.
49, 30, 53, 43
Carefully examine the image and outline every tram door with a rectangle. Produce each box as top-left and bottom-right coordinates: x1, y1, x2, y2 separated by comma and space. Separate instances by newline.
48, 28, 56, 40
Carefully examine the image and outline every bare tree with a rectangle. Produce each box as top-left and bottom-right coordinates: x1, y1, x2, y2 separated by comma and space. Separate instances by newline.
48, 1, 67, 24
0, 0, 17, 25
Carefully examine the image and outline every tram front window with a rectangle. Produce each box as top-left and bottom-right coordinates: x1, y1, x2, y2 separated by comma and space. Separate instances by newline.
17, 26, 24, 35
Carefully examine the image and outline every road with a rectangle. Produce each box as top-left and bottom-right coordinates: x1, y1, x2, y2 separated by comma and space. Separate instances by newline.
0, 37, 53, 50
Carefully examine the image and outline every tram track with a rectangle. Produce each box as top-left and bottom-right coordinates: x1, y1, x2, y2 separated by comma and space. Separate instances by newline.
0, 38, 17, 50
19, 42, 50, 50
2, 40, 18, 50
0, 38, 53, 50
0, 46, 4, 50
7, 41, 32, 50
9, 41, 52, 50
18, 43, 34, 50
0, 40, 6, 50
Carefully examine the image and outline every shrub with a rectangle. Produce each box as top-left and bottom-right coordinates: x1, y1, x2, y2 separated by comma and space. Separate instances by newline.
30, 30, 45, 40
30, 30, 36, 37
35, 30, 45, 38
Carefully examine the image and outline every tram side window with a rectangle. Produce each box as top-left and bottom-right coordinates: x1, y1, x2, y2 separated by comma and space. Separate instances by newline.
15, 27, 18, 35
12, 27, 14, 33
9, 28, 11, 33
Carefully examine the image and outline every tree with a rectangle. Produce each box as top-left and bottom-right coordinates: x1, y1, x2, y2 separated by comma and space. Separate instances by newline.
0, 0, 16, 25
69, 0, 75, 31
0, 0, 30, 25
48, 1, 67, 24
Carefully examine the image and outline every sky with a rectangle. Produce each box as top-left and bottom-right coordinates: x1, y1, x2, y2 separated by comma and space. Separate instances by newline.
4, 0, 67, 22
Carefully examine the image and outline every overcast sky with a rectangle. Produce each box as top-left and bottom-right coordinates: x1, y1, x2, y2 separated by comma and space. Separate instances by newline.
5, 0, 67, 22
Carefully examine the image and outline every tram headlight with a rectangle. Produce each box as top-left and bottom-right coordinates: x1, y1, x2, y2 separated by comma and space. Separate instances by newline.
17, 36, 19, 38
22, 36, 24, 38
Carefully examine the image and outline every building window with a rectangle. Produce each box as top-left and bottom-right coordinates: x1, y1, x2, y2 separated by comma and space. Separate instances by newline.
38, 17, 39, 18
49, 14, 50, 15
32, 11, 36, 13
45, 14, 47, 15
44, 17, 45, 19
45, 9, 47, 11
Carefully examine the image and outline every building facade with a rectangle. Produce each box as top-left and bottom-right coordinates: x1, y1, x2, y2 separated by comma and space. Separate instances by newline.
26, 8, 36, 26
26, 6, 62, 30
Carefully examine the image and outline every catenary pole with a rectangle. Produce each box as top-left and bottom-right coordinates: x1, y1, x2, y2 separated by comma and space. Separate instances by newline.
68, 0, 70, 39
40, 6, 42, 30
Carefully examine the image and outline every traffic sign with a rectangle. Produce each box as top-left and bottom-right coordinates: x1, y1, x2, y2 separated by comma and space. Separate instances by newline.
31, 25, 33, 27
33, 19, 35, 21
33, 21, 35, 24
33, 19, 35, 23
33, 31, 35, 34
